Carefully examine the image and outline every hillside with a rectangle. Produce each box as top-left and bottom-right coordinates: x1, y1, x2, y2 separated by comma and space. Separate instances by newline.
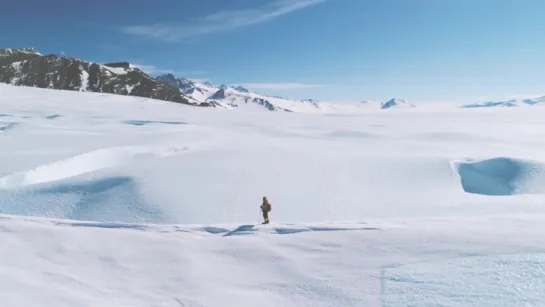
156, 73, 335, 112
0, 48, 206, 106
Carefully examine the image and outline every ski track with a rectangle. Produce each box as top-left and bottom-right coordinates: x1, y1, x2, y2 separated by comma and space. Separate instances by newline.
121, 120, 187, 126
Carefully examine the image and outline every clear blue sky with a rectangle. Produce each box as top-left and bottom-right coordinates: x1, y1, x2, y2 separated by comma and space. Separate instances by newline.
2, 0, 545, 103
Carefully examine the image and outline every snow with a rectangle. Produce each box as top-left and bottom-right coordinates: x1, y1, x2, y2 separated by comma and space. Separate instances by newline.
175, 80, 422, 113
0, 48, 42, 57
9, 61, 23, 85
99, 64, 129, 75
182, 80, 221, 102
452, 157, 545, 196
79, 68, 89, 92
125, 83, 138, 94
1, 83, 545, 306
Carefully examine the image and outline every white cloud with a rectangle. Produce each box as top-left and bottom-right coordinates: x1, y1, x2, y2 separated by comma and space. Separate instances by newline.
120, 0, 326, 42
239, 83, 323, 90
133, 64, 207, 76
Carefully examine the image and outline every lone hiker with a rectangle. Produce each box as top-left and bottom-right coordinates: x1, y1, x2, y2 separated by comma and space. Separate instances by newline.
260, 196, 272, 224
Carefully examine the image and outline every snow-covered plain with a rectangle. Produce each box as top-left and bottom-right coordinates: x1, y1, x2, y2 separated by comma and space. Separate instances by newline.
1, 84, 545, 306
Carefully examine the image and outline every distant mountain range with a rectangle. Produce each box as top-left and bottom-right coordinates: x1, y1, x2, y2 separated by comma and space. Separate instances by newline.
461, 97, 545, 108
6, 48, 540, 112
154, 73, 422, 112
154, 73, 335, 112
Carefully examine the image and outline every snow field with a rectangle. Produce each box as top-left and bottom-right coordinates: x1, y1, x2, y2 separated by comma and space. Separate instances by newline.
1, 84, 545, 306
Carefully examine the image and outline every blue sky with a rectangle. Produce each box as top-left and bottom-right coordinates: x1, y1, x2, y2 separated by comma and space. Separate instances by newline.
2, 0, 545, 103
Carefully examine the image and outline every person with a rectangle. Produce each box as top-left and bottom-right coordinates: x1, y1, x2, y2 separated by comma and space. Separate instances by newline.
260, 196, 271, 224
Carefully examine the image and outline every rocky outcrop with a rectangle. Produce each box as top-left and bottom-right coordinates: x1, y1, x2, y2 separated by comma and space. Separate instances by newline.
0, 48, 206, 106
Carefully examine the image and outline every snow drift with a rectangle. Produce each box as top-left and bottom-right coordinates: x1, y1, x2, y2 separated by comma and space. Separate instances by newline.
452, 158, 545, 196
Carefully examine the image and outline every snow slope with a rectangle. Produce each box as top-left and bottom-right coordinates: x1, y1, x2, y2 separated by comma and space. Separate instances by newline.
162, 76, 425, 113
175, 80, 351, 113
1, 83, 545, 306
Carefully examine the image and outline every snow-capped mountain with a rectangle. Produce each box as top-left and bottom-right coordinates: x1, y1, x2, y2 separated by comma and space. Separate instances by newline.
156, 74, 422, 113
0, 48, 424, 113
380, 98, 416, 109
0, 48, 42, 58
156, 74, 331, 112
462, 97, 545, 108
0, 48, 205, 107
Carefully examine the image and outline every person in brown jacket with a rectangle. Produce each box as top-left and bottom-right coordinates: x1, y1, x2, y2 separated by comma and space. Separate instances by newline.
260, 196, 271, 224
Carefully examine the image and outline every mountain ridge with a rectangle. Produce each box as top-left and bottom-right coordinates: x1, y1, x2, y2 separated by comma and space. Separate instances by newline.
0, 48, 208, 107
0, 48, 449, 112
462, 97, 545, 108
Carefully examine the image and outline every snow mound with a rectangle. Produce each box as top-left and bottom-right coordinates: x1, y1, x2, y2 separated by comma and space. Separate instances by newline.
0, 145, 187, 189
0, 176, 168, 223
451, 158, 545, 196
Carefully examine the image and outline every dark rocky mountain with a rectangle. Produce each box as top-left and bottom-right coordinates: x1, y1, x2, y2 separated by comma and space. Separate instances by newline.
154, 73, 306, 112
381, 98, 416, 109
156, 74, 196, 91
0, 48, 208, 106
209, 88, 227, 100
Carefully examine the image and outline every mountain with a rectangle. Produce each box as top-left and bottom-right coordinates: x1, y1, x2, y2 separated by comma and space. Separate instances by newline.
0, 49, 422, 113
0, 48, 206, 106
155, 74, 195, 91
0, 48, 42, 58
381, 98, 416, 109
156, 74, 328, 112
234, 86, 250, 93
156, 75, 218, 104
462, 97, 545, 108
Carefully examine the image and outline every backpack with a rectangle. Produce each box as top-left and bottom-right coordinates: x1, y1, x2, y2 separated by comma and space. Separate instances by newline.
264, 202, 272, 212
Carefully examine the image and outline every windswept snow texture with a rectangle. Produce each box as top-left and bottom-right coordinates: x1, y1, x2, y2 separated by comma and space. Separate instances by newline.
1, 83, 545, 306
452, 158, 545, 196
